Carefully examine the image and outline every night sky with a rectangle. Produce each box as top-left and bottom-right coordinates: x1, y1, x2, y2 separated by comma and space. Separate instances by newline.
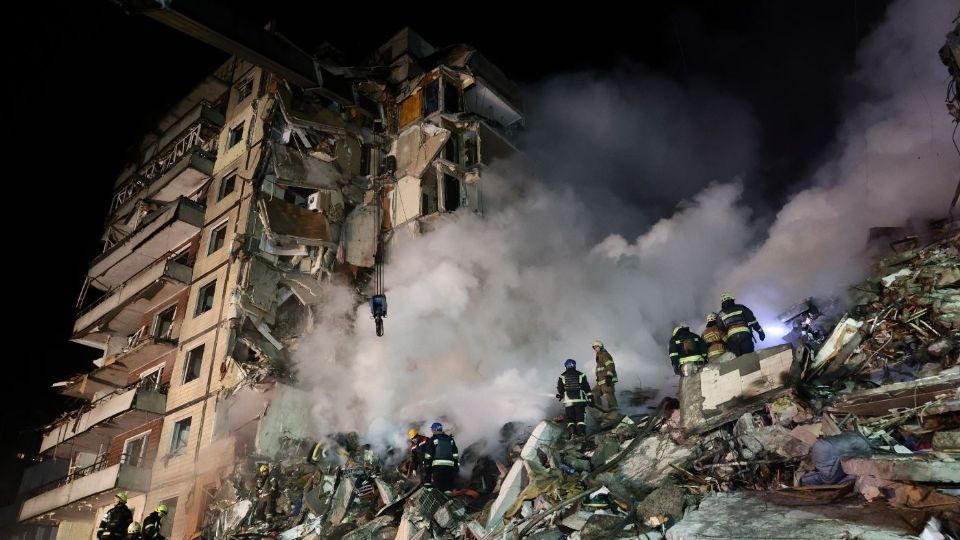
2, 0, 891, 498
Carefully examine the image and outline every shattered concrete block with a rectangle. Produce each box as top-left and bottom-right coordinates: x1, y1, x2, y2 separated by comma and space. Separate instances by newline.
635, 485, 686, 523
590, 435, 622, 469
560, 511, 593, 531
329, 477, 355, 525
393, 516, 418, 540
932, 430, 960, 451
665, 492, 920, 539
463, 521, 487, 540
602, 433, 695, 491
485, 459, 528, 530
580, 513, 624, 540
376, 478, 398, 505
842, 456, 960, 483
342, 516, 396, 540
526, 530, 565, 540
751, 425, 811, 458
520, 421, 563, 473
434, 498, 467, 530
222, 500, 253, 531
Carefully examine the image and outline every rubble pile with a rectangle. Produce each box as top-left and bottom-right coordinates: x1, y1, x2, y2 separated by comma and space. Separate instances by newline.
199, 234, 959, 539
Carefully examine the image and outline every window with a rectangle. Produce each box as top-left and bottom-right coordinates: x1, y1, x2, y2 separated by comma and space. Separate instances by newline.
443, 79, 461, 113
208, 222, 227, 255
443, 173, 461, 211
422, 79, 440, 116
139, 365, 163, 391
158, 498, 177, 538
194, 281, 216, 317
227, 122, 245, 149
170, 417, 192, 454
172, 247, 191, 266
182, 345, 204, 384
152, 305, 176, 339
217, 174, 237, 201
122, 433, 149, 467
235, 77, 254, 102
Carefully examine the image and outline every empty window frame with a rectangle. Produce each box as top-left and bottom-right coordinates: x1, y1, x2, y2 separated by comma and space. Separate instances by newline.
152, 305, 176, 339
207, 222, 227, 255
217, 174, 237, 201
227, 122, 245, 149
170, 417, 192, 454
182, 344, 205, 384
122, 432, 149, 467
235, 77, 254, 102
194, 281, 216, 317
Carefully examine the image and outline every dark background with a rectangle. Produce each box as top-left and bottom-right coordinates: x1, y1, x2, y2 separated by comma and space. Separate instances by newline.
1, 0, 890, 498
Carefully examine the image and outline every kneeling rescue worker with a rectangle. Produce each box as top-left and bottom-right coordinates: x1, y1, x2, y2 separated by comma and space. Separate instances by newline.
717, 292, 764, 356
557, 358, 592, 438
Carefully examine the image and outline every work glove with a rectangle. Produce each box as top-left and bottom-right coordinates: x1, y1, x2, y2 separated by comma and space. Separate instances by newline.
757, 329, 766, 341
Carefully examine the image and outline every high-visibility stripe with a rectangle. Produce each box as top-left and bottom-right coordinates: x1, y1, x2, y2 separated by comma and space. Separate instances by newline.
432, 459, 456, 467
669, 352, 679, 358
679, 354, 704, 364
721, 310, 743, 320
726, 326, 750, 336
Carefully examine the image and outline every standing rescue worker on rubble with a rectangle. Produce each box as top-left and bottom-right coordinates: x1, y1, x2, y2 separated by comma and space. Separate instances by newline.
556, 359, 592, 438
425, 423, 459, 493
97, 492, 133, 539
408, 428, 432, 482
591, 340, 618, 411
669, 326, 708, 376
702, 313, 727, 361
717, 292, 765, 356
253, 463, 278, 523
142, 504, 167, 540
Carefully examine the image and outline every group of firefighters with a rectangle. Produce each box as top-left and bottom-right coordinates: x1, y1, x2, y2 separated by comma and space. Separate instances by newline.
96, 493, 168, 540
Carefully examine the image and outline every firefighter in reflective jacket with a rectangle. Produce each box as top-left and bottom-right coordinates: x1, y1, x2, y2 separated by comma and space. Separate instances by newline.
591, 340, 618, 411
426, 423, 459, 492
254, 464, 278, 522
702, 313, 727, 361
142, 504, 167, 540
408, 428, 432, 481
717, 292, 764, 356
97, 492, 133, 539
669, 326, 707, 376
556, 359, 592, 437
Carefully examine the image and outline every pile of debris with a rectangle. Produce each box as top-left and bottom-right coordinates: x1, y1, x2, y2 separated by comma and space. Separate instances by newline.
198, 233, 959, 540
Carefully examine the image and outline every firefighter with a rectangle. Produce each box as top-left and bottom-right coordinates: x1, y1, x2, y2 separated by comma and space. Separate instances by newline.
142, 504, 167, 540
425, 423, 459, 492
591, 340, 618, 411
702, 312, 727, 361
717, 292, 765, 356
408, 428, 432, 482
97, 492, 133, 539
125, 522, 142, 540
556, 359, 592, 438
669, 326, 707, 376
253, 463, 278, 523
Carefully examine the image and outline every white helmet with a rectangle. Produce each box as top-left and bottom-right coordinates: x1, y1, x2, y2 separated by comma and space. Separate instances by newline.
127, 522, 142, 534
592, 340, 603, 349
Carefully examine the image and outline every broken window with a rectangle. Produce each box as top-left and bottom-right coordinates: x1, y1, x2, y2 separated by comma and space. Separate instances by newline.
464, 132, 479, 166
171, 246, 192, 267
442, 173, 461, 211
443, 79, 461, 113
182, 344, 204, 384
422, 79, 440, 116
422, 166, 439, 215
194, 281, 216, 317
140, 365, 163, 391
152, 305, 176, 340
170, 417, 192, 454
217, 174, 237, 201
122, 433, 149, 467
444, 136, 460, 164
208, 222, 227, 255
235, 77, 254, 102
227, 122, 245, 149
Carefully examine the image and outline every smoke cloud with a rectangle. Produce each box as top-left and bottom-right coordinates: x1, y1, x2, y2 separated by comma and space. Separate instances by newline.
296, 0, 959, 453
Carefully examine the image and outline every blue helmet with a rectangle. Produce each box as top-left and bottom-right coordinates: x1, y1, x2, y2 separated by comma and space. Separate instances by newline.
564, 359, 576, 369
430, 422, 443, 433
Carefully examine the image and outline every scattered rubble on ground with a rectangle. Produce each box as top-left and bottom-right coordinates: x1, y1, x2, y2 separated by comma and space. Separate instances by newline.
200, 232, 959, 539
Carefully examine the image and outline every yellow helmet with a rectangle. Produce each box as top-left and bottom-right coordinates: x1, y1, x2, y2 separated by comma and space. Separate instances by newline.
407, 428, 418, 440
156, 504, 168, 514
721, 292, 735, 303
592, 340, 603, 349
673, 326, 682, 336
258, 463, 269, 475
115, 492, 128, 503
706, 312, 718, 323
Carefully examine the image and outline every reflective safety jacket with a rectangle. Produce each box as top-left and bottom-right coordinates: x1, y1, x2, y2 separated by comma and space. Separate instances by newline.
718, 300, 762, 338
426, 433, 459, 468
595, 348, 618, 386
557, 368, 591, 406
669, 327, 707, 372
142, 512, 164, 540
702, 324, 727, 359
409, 434, 431, 469
97, 503, 132, 539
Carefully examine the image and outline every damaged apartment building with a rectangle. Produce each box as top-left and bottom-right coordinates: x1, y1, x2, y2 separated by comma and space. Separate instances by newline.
7, 15, 521, 540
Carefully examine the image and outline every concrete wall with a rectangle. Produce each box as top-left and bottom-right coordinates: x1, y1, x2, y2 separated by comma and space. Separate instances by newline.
53, 520, 93, 540
256, 385, 314, 458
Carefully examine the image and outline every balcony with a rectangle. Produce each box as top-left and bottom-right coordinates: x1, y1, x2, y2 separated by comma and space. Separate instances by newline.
109, 102, 223, 220
59, 336, 176, 400
18, 461, 151, 522
73, 258, 192, 346
41, 384, 166, 457
89, 198, 204, 292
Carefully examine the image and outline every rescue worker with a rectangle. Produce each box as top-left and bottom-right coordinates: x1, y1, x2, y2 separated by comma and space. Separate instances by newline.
425, 423, 459, 492
97, 492, 133, 539
717, 292, 765, 356
556, 359, 592, 438
253, 463, 278, 523
669, 326, 707, 376
408, 428, 432, 482
142, 504, 167, 540
125, 522, 142, 540
702, 312, 727, 361
591, 340, 618, 411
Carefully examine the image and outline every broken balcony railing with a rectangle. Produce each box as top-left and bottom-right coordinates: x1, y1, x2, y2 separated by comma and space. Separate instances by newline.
22, 452, 140, 499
